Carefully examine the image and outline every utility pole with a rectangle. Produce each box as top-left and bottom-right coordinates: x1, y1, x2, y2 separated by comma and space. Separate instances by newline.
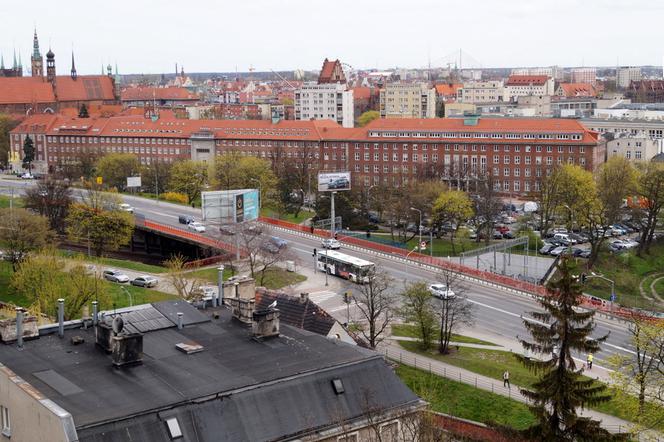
330, 191, 336, 238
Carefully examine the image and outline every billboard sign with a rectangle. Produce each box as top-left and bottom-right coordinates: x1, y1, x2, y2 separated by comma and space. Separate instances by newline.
202, 189, 259, 223
127, 176, 142, 188
318, 172, 351, 192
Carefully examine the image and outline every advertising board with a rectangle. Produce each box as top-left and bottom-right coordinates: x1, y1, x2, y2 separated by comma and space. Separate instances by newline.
318, 172, 351, 192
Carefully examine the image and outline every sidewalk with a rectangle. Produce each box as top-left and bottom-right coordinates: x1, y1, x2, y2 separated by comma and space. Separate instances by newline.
381, 341, 650, 437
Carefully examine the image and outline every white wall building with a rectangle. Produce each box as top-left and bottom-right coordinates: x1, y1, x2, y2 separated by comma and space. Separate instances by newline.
511, 66, 563, 80
379, 83, 436, 118
457, 80, 505, 103
570, 68, 597, 85
617, 66, 642, 89
607, 136, 661, 162
294, 83, 354, 128
504, 75, 555, 101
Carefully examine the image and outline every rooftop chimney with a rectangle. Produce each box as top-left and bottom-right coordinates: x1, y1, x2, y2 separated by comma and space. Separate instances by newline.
15, 308, 24, 349
299, 292, 309, 304
252, 308, 280, 339
95, 315, 144, 368
57, 298, 65, 338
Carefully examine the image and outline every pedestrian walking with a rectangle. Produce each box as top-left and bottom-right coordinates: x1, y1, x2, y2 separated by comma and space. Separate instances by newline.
587, 353, 593, 370
503, 370, 510, 388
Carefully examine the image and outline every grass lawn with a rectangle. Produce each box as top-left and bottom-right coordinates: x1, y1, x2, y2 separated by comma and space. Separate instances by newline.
398, 340, 664, 430
400, 236, 493, 257
261, 207, 314, 225
106, 284, 176, 309
59, 250, 168, 274
0, 195, 23, 209
189, 266, 306, 290
396, 364, 536, 430
391, 323, 499, 346
0, 261, 31, 307
582, 242, 664, 310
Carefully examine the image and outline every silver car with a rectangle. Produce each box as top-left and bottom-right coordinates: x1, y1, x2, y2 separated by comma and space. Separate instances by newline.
103, 269, 130, 283
131, 275, 158, 288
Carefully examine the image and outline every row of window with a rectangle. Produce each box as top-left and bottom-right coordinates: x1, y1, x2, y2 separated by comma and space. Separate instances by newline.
48, 146, 182, 155
356, 174, 543, 193
350, 151, 586, 165
46, 136, 190, 145
343, 142, 586, 154
367, 130, 582, 141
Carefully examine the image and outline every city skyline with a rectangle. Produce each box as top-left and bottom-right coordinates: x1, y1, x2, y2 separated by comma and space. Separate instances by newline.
1, 0, 662, 75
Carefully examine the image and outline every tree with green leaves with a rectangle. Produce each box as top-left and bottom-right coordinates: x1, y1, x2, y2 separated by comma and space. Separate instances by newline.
78, 103, 90, 118
357, 110, 379, 127
65, 199, 134, 257
0, 208, 55, 270
515, 257, 623, 441
168, 159, 207, 204
399, 282, 436, 350
142, 160, 173, 197
432, 190, 474, 254
212, 153, 277, 205
22, 135, 35, 173
95, 153, 141, 191
0, 114, 20, 168
635, 162, 664, 256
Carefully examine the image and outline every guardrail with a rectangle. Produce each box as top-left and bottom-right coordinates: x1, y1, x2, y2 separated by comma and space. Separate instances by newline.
142, 220, 244, 257
259, 217, 663, 323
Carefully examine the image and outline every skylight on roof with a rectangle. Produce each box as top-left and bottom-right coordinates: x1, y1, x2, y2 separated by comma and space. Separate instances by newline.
331, 378, 345, 395
165, 417, 183, 439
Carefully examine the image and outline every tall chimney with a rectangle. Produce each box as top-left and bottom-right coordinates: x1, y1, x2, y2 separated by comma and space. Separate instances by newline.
177, 312, 183, 330
15, 308, 24, 349
57, 298, 65, 338
92, 301, 98, 326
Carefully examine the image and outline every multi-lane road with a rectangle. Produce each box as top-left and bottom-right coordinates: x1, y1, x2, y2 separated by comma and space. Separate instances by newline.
0, 177, 637, 366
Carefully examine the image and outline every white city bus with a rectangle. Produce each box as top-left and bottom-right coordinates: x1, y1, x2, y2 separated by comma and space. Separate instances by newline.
317, 250, 375, 284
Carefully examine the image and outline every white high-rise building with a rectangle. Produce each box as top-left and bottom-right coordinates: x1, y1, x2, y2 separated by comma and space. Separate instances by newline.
616, 66, 642, 89
294, 83, 354, 128
379, 83, 436, 118
570, 68, 597, 85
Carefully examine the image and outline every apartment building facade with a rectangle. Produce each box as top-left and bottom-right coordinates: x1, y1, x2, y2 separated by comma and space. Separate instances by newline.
11, 114, 602, 198
570, 68, 597, 85
616, 66, 642, 89
457, 80, 505, 103
504, 75, 556, 102
294, 83, 354, 128
379, 83, 436, 118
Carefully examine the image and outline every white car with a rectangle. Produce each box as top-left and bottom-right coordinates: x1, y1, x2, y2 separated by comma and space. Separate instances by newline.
103, 269, 130, 283
322, 239, 341, 249
20, 172, 34, 179
428, 283, 456, 299
119, 203, 134, 213
187, 221, 206, 233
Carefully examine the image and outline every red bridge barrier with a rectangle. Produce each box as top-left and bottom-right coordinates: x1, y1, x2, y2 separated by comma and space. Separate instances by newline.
258, 217, 663, 322
142, 220, 245, 258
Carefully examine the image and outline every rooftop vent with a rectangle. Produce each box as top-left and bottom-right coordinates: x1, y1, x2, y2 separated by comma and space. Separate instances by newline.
165, 417, 183, 439
175, 342, 204, 355
331, 378, 345, 395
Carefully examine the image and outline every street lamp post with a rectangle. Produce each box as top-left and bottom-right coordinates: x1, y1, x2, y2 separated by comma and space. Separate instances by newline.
410, 207, 422, 252
217, 265, 225, 307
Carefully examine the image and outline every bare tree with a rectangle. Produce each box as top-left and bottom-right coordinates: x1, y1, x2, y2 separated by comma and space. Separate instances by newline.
352, 267, 395, 349
164, 254, 204, 302
24, 178, 72, 232
219, 222, 295, 285
473, 174, 502, 244
434, 268, 474, 354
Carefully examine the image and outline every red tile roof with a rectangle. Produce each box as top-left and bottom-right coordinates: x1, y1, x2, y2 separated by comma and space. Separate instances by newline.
435, 83, 462, 96
351, 87, 372, 100
506, 75, 550, 86
54, 76, 116, 102
0, 77, 55, 104
318, 58, 345, 84
558, 83, 597, 98
121, 87, 199, 102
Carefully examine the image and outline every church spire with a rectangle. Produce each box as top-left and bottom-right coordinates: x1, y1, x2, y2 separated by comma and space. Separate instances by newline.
0, 54, 4, 70
31, 28, 43, 77
70, 51, 77, 80
12, 49, 17, 69
32, 29, 41, 58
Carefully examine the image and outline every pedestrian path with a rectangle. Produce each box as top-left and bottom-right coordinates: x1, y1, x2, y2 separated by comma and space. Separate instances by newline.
381, 342, 651, 438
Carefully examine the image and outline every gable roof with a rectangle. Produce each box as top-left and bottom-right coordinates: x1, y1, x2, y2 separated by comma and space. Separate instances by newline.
254, 288, 336, 336
54, 75, 116, 102
506, 75, 550, 86
0, 77, 56, 104
318, 58, 346, 84
557, 83, 597, 98
435, 83, 462, 96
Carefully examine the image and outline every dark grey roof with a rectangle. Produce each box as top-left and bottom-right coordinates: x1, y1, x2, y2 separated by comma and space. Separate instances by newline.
0, 301, 420, 442
255, 289, 336, 336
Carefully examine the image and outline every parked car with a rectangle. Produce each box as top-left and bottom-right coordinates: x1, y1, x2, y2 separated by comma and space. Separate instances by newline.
103, 269, 130, 283
131, 275, 158, 288
322, 238, 341, 249
178, 214, 194, 225
608, 225, 627, 236
549, 246, 568, 257
552, 227, 568, 235
119, 203, 134, 213
187, 222, 206, 233
539, 243, 556, 255
219, 225, 236, 236
20, 172, 34, 179
578, 249, 592, 259
428, 283, 456, 300
502, 231, 516, 239
261, 236, 288, 254
191, 285, 217, 299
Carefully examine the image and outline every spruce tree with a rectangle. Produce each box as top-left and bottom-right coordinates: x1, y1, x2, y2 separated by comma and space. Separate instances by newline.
78, 103, 89, 118
516, 256, 625, 441
22, 135, 34, 173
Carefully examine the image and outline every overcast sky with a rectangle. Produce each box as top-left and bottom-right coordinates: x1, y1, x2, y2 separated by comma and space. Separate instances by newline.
1, 0, 661, 75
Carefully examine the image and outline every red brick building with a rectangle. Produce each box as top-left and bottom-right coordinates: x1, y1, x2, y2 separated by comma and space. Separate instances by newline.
10, 114, 602, 197
121, 86, 199, 108
318, 59, 346, 84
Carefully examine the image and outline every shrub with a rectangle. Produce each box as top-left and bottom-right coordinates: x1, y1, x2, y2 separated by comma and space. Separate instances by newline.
162, 192, 188, 204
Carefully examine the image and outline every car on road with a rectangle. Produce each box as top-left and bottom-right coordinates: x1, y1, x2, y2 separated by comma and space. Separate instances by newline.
178, 214, 194, 225
322, 238, 341, 249
539, 243, 555, 255
130, 275, 159, 288
187, 221, 206, 233
103, 269, 130, 283
119, 203, 134, 213
261, 236, 288, 253
428, 283, 456, 300
20, 172, 34, 179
